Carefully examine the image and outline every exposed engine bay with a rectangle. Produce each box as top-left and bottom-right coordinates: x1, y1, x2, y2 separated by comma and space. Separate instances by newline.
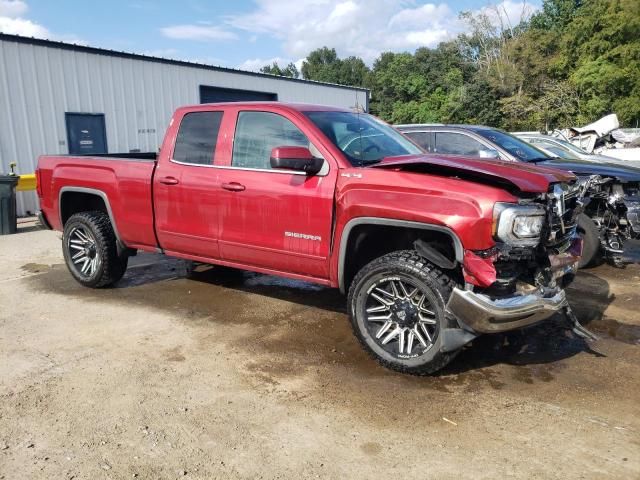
578, 175, 640, 266
471, 181, 583, 299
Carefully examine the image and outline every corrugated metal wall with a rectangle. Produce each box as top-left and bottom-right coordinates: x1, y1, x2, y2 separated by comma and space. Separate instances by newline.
0, 36, 369, 216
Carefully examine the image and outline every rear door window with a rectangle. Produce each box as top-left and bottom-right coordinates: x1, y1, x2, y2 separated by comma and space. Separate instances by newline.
434, 132, 486, 156
404, 131, 431, 152
173, 111, 224, 166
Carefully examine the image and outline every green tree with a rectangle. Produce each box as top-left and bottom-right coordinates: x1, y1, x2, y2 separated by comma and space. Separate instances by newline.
529, 0, 583, 31
561, 0, 640, 124
301, 47, 369, 86
260, 62, 299, 78
455, 80, 503, 126
368, 52, 428, 120
295, 0, 640, 129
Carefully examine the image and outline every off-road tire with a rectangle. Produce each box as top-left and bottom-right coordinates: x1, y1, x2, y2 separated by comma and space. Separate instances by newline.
576, 213, 601, 268
347, 250, 460, 375
62, 211, 128, 288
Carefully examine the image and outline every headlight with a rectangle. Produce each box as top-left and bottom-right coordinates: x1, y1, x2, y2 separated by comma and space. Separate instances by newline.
513, 215, 544, 238
493, 203, 546, 246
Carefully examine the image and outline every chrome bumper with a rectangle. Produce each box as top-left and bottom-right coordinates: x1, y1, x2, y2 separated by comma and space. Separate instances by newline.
446, 287, 569, 334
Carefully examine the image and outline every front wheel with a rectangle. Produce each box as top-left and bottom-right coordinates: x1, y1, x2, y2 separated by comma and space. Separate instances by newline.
576, 213, 601, 268
348, 250, 460, 375
62, 211, 128, 288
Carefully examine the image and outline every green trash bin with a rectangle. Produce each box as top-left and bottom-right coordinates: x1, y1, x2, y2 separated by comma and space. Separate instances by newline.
0, 175, 19, 235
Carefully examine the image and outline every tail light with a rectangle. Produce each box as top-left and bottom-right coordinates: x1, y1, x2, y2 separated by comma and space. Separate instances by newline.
35, 168, 42, 196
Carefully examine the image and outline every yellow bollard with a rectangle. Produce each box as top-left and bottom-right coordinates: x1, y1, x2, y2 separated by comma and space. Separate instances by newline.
17, 174, 36, 191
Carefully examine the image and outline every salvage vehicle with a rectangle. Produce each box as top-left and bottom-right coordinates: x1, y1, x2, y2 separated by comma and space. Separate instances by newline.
398, 124, 640, 268
560, 113, 640, 162
37, 103, 585, 375
514, 133, 623, 164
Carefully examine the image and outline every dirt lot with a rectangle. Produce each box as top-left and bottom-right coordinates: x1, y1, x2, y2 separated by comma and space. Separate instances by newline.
1, 222, 639, 479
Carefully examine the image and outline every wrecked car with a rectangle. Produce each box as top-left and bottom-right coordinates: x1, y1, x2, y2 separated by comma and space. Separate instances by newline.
514, 133, 623, 164
561, 114, 640, 162
398, 124, 640, 267
37, 103, 585, 375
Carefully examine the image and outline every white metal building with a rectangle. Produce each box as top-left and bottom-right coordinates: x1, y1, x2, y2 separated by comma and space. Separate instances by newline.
0, 33, 370, 216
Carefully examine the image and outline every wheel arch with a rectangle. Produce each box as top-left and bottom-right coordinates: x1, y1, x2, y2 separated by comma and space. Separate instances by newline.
337, 217, 464, 293
58, 187, 124, 247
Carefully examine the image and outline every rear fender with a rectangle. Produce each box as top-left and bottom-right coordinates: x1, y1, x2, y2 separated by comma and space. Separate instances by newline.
58, 187, 126, 253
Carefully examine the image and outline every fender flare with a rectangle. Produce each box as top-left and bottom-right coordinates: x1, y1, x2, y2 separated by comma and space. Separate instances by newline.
337, 217, 464, 293
58, 186, 124, 247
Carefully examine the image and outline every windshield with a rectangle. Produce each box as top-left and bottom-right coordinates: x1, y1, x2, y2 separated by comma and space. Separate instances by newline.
553, 137, 590, 155
531, 143, 580, 160
304, 111, 423, 166
475, 129, 550, 162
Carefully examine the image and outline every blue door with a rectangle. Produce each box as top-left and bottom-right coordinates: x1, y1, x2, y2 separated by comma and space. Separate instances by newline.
65, 113, 108, 155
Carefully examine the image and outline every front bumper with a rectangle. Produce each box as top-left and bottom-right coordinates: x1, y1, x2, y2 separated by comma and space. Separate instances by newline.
446, 287, 569, 334
449, 237, 581, 334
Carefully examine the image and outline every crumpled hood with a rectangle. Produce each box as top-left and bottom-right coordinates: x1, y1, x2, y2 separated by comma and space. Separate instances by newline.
536, 158, 640, 183
370, 154, 575, 193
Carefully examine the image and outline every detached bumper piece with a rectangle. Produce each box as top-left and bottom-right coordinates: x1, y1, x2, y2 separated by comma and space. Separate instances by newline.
446, 287, 569, 334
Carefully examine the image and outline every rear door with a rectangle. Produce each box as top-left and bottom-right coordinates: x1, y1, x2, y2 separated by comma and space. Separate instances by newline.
153, 109, 225, 258
216, 109, 336, 279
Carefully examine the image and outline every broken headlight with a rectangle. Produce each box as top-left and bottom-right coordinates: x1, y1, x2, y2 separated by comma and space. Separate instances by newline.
493, 203, 546, 246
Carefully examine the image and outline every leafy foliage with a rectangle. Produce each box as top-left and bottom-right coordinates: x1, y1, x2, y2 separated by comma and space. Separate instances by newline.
260, 62, 299, 78
292, 0, 640, 130
300, 47, 369, 87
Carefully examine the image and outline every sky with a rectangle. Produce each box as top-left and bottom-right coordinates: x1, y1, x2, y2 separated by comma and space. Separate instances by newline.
0, 0, 539, 71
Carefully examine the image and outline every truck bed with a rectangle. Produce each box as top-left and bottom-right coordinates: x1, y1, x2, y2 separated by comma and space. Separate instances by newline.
37, 154, 158, 251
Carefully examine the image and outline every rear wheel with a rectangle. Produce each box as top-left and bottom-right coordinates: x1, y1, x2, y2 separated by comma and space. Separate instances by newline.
576, 213, 601, 268
62, 211, 128, 288
348, 250, 460, 375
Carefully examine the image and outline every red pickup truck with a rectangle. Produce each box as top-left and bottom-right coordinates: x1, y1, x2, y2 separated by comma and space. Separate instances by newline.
37, 102, 583, 375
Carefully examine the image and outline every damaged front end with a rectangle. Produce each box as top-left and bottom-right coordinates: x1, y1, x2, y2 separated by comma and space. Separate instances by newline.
446, 181, 583, 335
578, 175, 640, 266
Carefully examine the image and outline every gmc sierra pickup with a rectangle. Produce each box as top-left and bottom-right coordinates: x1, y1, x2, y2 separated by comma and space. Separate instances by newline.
37, 102, 584, 375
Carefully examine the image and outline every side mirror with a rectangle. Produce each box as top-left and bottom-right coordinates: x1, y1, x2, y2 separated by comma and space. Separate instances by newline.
270, 146, 324, 175
478, 148, 499, 159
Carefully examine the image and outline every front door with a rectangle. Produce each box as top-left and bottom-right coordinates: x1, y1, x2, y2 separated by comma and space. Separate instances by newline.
217, 110, 336, 279
65, 113, 108, 155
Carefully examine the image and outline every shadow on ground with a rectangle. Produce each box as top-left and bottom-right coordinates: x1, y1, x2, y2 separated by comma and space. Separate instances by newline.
24, 252, 640, 388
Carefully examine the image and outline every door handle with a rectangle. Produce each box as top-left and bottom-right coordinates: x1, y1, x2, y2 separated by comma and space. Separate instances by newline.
159, 176, 179, 185
222, 182, 246, 192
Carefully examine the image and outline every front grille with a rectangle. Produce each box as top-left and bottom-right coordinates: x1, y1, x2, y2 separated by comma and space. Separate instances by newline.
544, 182, 581, 252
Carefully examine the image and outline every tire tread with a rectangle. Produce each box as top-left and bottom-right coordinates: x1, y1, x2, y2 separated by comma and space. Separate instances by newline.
63, 211, 128, 288
347, 250, 459, 376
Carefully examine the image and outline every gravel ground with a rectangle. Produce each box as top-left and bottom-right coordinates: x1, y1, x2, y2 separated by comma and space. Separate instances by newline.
1, 222, 639, 479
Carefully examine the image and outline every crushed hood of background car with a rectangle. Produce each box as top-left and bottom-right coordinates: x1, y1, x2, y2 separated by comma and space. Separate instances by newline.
559, 114, 640, 161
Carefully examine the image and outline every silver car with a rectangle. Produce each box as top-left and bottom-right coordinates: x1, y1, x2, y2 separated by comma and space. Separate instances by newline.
514, 133, 622, 163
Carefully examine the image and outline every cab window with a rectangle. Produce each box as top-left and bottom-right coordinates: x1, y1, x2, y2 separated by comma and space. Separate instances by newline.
232, 111, 312, 170
404, 131, 431, 152
173, 111, 223, 165
434, 132, 486, 156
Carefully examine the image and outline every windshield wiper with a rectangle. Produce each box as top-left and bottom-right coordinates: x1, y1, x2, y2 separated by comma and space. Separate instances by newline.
525, 157, 552, 163
356, 159, 383, 167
